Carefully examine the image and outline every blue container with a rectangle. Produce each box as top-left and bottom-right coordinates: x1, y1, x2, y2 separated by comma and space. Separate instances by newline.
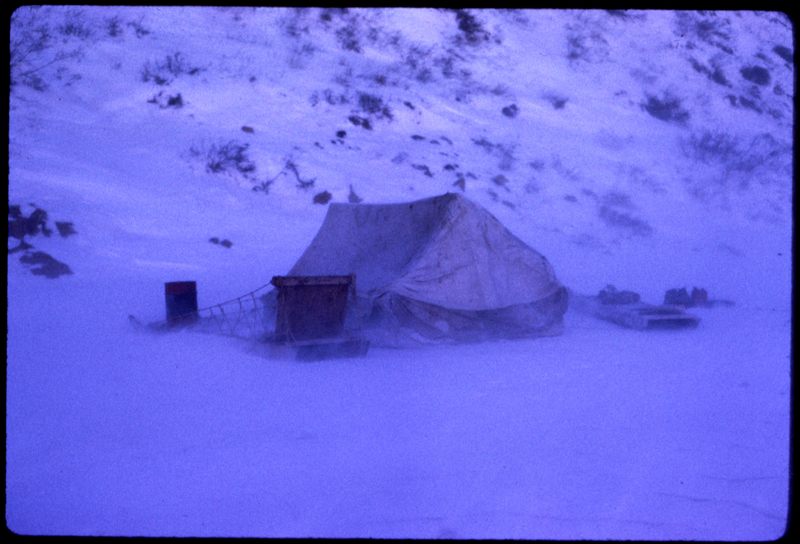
165, 281, 198, 325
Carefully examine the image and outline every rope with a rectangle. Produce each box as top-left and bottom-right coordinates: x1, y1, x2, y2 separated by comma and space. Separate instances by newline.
156, 282, 275, 341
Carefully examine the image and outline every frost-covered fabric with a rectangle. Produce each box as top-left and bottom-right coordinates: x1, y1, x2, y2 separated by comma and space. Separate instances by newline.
286, 193, 567, 344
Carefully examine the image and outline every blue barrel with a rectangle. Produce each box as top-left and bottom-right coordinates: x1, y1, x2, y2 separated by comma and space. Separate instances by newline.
165, 281, 198, 325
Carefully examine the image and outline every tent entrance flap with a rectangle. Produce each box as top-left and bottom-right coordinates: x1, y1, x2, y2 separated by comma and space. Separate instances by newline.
271, 275, 354, 342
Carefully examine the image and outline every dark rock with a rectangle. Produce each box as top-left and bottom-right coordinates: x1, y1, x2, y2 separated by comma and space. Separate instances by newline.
166, 94, 183, 108
492, 174, 509, 187
19, 251, 73, 278
348, 116, 372, 130
313, 191, 332, 204
740, 65, 771, 86
8, 218, 26, 240
502, 104, 519, 117
412, 164, 433, 177
55, 221, 77, 237
26, 208, 48, 236
773, 45, 793, 63
219, 239, 233, 248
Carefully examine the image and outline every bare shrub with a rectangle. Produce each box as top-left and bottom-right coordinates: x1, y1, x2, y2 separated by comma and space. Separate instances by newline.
147, 91, 183, 109
126, 17, 151, 38
192, 141, 256, 176
472, 138, 516, 171
453, 10, 490, 46
674, 12, 733, 54
141, 52, 202, 85
565, 18, 610, 64
688, 57, 731, 87
105, 16, 123, 38
358, 93, 392, 119
682, 130, 788, 176
336, 24, 361, 53
58, 12, 93, 39
10, 6, 83, 92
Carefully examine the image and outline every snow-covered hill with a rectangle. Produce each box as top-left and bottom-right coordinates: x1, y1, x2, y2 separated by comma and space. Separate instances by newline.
7, 7, 792, 539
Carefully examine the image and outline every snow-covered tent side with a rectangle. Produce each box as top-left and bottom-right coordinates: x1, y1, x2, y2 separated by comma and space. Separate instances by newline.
282, 193, 568, 346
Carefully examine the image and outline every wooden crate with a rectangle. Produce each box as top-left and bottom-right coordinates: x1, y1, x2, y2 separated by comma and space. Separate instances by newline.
270, 275, 355, 343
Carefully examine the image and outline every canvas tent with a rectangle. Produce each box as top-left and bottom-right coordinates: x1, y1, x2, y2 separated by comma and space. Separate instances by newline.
270, 192, 568, 346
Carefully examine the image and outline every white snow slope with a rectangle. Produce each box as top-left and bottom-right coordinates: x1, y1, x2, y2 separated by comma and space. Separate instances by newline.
7, 6, 793, 539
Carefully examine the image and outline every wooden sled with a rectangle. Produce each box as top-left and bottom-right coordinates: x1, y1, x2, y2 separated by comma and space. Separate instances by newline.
571, 294, 700, 330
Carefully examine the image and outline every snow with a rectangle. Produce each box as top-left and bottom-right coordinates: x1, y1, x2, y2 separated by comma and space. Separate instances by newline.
7, 6, 792, 539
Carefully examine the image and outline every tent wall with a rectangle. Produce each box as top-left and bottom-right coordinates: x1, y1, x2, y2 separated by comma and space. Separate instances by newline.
280, 193, 568, 345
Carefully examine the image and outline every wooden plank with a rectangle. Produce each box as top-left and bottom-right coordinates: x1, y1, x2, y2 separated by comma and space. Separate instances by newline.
571, 293, 700, 330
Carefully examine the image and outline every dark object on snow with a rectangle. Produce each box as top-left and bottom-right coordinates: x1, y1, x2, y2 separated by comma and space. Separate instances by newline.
241, 125, 255, 133
691, 287, 708, 306
8, 207, 49, 241
571, 292, 700, 330
666, 286, 734, 308
598, 284, 640, 305
348, 184, 363, 203
8, 218, 26, 240
55, 221, 77, 237
501, 104, 519, 118
165, 281, 198, 326
209, 237, 232, 248
664, 287, 692, 307
313, 190, 332, 204
27, 208, 48, 235
19, 251, 73, 278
